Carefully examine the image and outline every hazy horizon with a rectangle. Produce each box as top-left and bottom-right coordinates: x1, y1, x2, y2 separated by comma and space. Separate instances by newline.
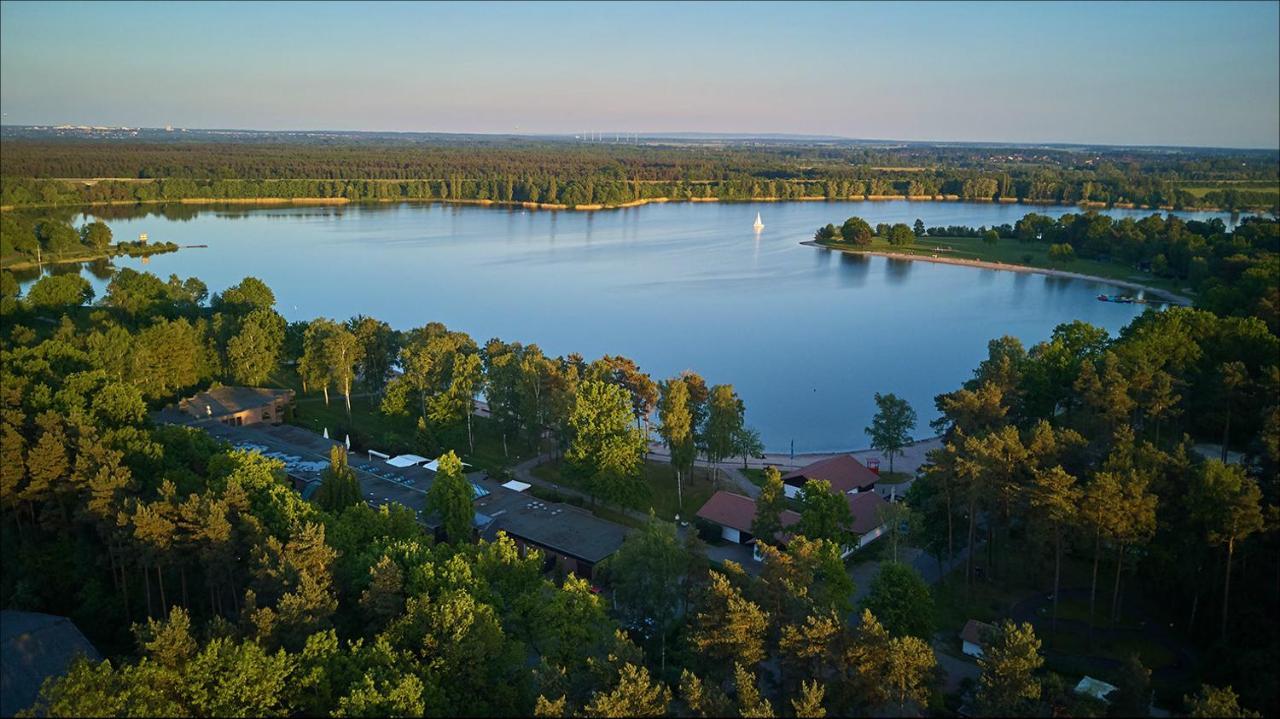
2, 0, 1278, 149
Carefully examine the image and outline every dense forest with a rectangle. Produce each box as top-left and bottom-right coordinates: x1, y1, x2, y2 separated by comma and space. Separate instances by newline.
1, 216, 1277, 716
2, 136, 1276, 211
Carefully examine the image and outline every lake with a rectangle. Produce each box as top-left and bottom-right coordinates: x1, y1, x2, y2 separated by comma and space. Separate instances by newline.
27, 199, 1244, 452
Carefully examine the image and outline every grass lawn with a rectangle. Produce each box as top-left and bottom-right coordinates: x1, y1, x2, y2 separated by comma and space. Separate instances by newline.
877, 471, 913, 485
819, 235, 1189, 295
1178, 182, 1279, 202
533, 459, 718, 522
270, 367, 537, 475
741, 467, 768, 487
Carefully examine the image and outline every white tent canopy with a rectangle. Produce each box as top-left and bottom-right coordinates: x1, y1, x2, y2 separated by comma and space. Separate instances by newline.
1074, 676, 1118, 703
424, 457, 473, 472
501, 480, 532, 493
386, 454, 429, 468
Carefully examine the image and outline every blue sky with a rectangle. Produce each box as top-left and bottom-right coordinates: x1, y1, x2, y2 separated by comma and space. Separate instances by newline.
1, 1, 1277, 147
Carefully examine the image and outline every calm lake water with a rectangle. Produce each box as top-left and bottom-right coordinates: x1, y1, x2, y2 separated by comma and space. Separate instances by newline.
29, 200, 1244, 452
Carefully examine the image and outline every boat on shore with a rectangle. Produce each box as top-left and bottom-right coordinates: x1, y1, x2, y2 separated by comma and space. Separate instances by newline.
1097, 293, 1149, 304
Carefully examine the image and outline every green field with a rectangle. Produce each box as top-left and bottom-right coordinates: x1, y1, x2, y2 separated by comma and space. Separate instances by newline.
532, 459, 717, 522
271, 367, 537, 476
818, 235, 1190, 296
1178, 182, 1280, 200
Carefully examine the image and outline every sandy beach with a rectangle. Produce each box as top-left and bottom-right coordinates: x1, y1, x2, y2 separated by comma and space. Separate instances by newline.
802, 241, 1193, 305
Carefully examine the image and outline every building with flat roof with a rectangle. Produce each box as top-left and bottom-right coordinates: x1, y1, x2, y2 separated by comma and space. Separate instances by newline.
158, 386, 295, 428
474, 481, 631, 579
782, 454, 879, 499
1, 611, 100, 716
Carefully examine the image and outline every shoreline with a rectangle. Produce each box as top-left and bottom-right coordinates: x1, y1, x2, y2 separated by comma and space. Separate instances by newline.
803, 240, 1194, 305
0, 194, 1262, 215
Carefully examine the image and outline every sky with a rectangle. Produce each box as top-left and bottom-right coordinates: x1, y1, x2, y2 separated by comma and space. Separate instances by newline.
1, 1, 1277, 148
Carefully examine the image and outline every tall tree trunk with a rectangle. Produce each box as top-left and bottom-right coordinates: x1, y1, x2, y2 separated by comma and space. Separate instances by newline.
1111, 541, 1125, 625
965, 495, 977, 589
156, 565, 168, 615
120, 557, 131, 623
986, 518, 995, 583
180, 566, 189, 610
323, 385, 330, 406
945, 479, 954, 566
1089, 530, 1101, 647
142, 564, 153, 618
1221, 410, 1231, 463
466, 408, 474, 453
344, 379, 352, 418
1051, 525, 1062, 637
1221, 538, 1235, 641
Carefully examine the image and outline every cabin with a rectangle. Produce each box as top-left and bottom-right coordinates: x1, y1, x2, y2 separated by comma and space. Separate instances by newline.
846, 491, 890, 551
781, 454, 879, 499
161, 386, 295, 428
695, 490, 801, 559
1, 611, 100, 716
960, 619, 996, 658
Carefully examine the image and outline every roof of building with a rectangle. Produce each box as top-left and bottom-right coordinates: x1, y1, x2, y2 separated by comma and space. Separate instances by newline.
695, 491, 801, 535
475, 485, 631, 564
386, 454, 429, 468
1074, 676, 1118, 702
846, 491, 889, 534
959, 619, 997, 646
176, 386, 294, 420
1, 611, 100, 716
782, 454, 879, 493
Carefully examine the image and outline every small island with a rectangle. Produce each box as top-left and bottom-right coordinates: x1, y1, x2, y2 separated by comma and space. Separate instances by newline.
0, 215, 179, 270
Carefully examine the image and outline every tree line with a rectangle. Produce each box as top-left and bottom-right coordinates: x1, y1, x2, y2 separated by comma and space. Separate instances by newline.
2, 138, 1276, 210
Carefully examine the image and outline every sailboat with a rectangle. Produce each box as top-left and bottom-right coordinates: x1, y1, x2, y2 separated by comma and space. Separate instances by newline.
753, 212, 764, 231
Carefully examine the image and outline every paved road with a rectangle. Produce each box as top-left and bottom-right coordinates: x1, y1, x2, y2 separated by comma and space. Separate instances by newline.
511, 453, 655, 525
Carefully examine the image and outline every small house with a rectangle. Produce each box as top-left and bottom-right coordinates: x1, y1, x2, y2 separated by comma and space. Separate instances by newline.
846, 491, 889, 550
781, 454, 879, 499
960, 619, 996, 658
695, 490, 801, 555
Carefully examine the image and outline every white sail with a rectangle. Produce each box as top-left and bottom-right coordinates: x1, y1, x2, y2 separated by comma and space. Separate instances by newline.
753, 212, 764, 230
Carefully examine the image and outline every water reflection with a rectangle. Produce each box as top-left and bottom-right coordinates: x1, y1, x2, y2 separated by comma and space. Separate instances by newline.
836, 252, 871, 288
884, 257, 913, 284
85, 259, 115, 281
17, 199, 1224, 451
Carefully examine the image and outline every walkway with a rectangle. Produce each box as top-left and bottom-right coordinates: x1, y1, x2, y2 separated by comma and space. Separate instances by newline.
510, 453, 654, 526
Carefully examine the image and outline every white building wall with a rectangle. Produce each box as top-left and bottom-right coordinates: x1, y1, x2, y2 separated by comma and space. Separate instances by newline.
857, 525, 885, 548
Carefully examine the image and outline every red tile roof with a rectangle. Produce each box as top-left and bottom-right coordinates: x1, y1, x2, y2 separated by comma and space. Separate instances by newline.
782, 455, 879, 494
960, 619, 996, 646
696, 491, 800, 535
846, 491, 889, 534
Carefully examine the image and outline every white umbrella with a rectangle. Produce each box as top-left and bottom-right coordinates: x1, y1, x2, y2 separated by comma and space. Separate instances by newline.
323, 427, 329, 440
345, 434, 351, 450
